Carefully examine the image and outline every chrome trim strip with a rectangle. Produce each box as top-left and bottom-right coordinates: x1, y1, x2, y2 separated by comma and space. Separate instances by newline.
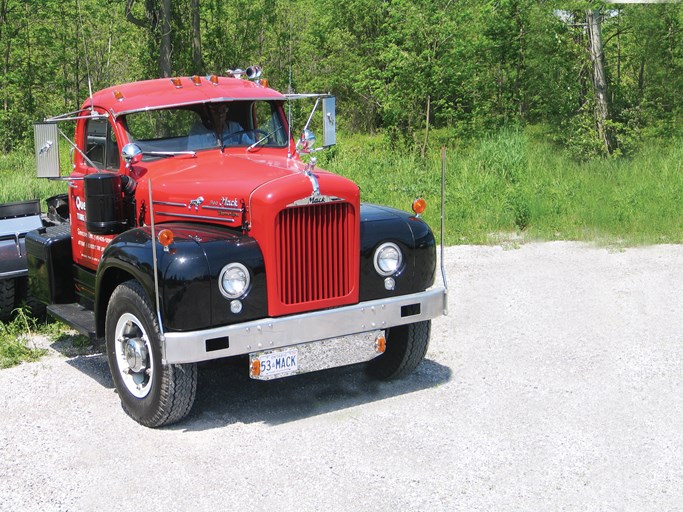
153, 201, 187, 208
162, 287, 447, 364
202, 205, 242, 213
0, 269, 28, 279
155, 211, 236, 223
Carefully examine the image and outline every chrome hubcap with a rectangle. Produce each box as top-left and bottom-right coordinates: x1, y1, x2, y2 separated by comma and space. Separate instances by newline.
114, 313, 154, 399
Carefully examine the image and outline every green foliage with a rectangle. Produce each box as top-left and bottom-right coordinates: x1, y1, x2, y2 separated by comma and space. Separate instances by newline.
0, 309, 47, 369
0, 149, 67, 205
325, 127, 683, 245
1, 1, 682, 157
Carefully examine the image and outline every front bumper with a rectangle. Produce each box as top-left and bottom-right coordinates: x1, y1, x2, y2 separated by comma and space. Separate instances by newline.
162, 287, 447, 364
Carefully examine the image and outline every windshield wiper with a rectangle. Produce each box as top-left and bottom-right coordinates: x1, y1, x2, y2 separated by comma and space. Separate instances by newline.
246, 129, 281, 152
145, 150, 197, 158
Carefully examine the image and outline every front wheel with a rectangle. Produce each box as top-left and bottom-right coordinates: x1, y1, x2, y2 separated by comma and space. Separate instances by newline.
105, 280, 197, 427
367, 320, 431, 380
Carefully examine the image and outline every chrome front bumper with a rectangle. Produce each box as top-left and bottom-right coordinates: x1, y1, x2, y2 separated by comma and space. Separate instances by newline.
162, 287, 448, 364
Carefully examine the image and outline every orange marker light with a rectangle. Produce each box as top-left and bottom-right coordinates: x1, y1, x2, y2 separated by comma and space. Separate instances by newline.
375, 335, 387, 354
412, 198, 427, 215
191, 75, 202, 86
158, 229, 174, 247
250, 359, 261, 377
258, 79, 269, 88
209, 74, 219, 85
170, 77, 183, 88
113, 90, 124, 101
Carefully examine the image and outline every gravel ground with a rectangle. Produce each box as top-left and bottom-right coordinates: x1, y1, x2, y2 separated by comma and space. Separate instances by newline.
1, 242, 682, 512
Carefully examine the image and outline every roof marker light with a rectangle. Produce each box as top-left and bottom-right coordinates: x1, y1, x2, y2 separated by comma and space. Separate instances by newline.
191, 75, 202, 86
208, 75, 219, 85
113, 90, 124, 102
170, 77, 183, 88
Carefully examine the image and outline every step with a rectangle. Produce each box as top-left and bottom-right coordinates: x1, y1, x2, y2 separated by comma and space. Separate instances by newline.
47, 303, 98, 341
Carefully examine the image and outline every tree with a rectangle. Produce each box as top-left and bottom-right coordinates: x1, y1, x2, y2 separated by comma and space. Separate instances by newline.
586, 9, 615, 154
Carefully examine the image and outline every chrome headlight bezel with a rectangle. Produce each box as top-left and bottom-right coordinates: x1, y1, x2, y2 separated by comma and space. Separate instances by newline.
218, 262, 251, 299
373, 242, 403, 276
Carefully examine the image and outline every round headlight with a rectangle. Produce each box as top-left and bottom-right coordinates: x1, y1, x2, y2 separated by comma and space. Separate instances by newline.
219, 263, 250, 299
373, 242, 402, 276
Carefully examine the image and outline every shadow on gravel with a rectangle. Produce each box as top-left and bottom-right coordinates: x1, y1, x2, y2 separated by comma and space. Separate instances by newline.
177, 357, 452, 431
57, 344, 451, 431
64, 352, 114, 390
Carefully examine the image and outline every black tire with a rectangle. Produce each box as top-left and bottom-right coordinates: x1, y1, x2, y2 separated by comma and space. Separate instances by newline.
0, 279, 16, 322
105, 280, 197, 427
367, 320, 431, 380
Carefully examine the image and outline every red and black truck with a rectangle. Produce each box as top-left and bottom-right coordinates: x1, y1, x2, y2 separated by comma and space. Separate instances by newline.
3, 68, 447, 426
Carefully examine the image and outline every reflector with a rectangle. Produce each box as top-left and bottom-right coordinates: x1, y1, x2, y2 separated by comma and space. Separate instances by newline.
375, 335, 386, 354
250, 359, 261, 377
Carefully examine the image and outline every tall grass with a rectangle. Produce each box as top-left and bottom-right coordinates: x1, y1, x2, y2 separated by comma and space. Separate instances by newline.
0, 309, 48, 368
0, 147, 69, 206
1, 128, 682, 245
321, 128, 683, 245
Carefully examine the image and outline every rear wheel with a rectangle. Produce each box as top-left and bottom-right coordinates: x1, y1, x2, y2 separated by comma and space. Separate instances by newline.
0, 279, 16, 322
106, 280, 197, 427
367, 320, 431, 380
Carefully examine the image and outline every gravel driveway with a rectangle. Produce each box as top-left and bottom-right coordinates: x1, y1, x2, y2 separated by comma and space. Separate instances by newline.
1, 242, 681, 511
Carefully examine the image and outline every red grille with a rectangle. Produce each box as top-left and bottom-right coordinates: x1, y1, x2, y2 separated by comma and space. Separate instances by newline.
276, 203, 352, 305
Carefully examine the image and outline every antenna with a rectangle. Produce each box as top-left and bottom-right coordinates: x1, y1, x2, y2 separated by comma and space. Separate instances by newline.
287, 11, 293, 157
76, 0, 95, 112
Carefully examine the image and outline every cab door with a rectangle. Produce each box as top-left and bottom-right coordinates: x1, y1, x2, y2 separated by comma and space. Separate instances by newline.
70, 112, 122, 270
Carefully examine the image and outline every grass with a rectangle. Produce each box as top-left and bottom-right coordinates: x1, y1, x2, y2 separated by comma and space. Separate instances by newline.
0, 309, 50, 368
0, 145, 69, 206
3, 127, 682, 245
320, 127, 683, 245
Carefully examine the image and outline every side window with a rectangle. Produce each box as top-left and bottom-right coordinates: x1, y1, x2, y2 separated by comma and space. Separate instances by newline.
252, 102, 287, 146
85, 118, 120, 170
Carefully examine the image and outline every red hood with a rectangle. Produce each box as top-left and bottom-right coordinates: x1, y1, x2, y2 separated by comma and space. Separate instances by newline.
135, 150, 359, 229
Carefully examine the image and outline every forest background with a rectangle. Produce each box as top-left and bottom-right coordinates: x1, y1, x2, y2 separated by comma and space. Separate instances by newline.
0, 0, 682, 244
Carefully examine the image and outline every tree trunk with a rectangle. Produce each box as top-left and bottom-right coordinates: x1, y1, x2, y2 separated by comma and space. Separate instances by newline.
421, 95, 430, 159
159, 0, 172, 77
586, 9, 614, 155
191, 0, 203, 73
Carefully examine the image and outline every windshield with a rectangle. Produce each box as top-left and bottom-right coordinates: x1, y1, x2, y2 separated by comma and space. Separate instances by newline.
123, 101, 288, 157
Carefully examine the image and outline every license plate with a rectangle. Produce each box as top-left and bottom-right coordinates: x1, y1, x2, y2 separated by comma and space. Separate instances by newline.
248, 331, 384, 381
250, 348, 298, 380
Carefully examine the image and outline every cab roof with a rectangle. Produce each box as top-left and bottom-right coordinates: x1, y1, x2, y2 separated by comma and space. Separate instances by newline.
85, 76, 285, 117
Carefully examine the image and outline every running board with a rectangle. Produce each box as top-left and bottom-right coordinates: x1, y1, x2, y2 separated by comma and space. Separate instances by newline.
47, 303, 98, 340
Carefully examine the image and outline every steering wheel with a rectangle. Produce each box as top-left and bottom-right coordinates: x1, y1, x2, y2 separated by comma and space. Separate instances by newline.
223, 128, 270, 146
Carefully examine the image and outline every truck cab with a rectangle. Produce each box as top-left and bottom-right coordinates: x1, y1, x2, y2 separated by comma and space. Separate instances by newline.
26, 72, 447, 427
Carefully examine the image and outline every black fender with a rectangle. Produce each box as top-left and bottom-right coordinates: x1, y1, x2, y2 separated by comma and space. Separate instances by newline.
359, 204, 436, 302
96, 222, 267, 336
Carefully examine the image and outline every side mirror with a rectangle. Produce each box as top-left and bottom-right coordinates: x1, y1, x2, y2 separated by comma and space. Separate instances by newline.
322, 96, 336, 147
121, 143, 143, 167
34, 123, 61, 178
298, 129, 316, 154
